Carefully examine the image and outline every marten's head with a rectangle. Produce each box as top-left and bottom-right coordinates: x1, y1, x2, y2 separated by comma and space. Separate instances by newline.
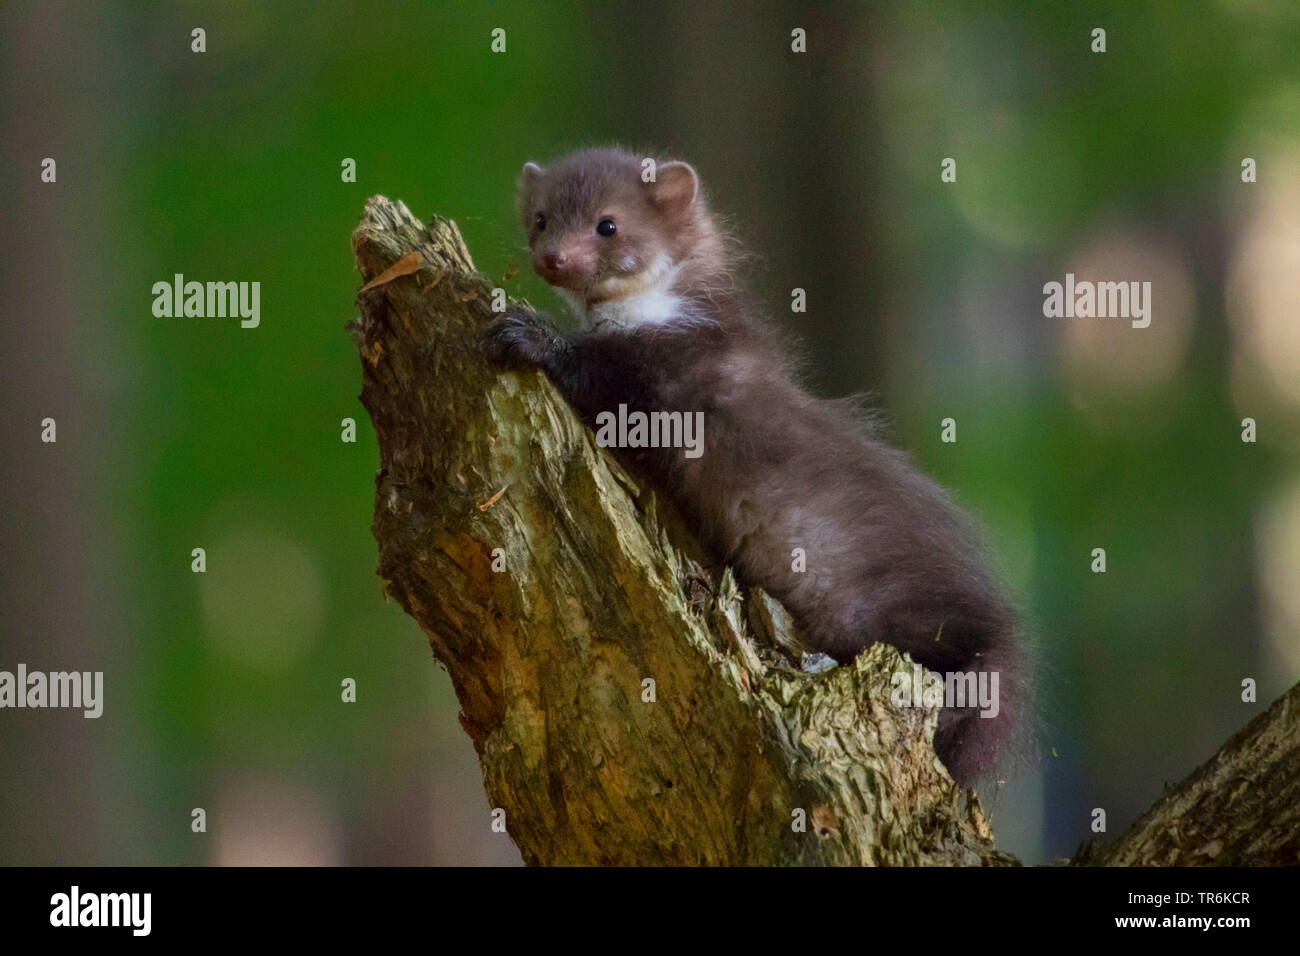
518, 148, 723, 326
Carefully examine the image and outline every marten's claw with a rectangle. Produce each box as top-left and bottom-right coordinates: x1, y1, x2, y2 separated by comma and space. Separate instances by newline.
483, 308, 557, 369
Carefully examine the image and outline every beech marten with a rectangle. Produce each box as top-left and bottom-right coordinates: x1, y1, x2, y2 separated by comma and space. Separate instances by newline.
484, 147, 1024, 785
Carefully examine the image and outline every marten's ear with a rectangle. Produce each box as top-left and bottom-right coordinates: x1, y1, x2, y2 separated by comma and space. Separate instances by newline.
518, 161, 545, 205
649, 161, 699, 214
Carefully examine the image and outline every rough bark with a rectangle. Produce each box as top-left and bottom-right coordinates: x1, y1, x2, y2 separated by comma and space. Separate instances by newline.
349, 196, 1298, 867
1079, 681, 1300, 866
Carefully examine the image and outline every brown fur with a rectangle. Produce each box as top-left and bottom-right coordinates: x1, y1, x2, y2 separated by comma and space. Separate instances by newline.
487, 148, 1025, 785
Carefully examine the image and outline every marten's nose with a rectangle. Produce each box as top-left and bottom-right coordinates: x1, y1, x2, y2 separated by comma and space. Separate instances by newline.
542, 252, 566, 272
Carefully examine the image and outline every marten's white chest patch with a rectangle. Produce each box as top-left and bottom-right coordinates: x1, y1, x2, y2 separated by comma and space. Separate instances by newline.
564, 255, 688, 330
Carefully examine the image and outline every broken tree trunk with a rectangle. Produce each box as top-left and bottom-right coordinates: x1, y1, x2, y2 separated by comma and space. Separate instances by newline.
349, 196, 1299, 867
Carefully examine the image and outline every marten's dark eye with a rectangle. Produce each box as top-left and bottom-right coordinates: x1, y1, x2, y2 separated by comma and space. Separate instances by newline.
596, 218, 617, 237
535, 212, 547, 232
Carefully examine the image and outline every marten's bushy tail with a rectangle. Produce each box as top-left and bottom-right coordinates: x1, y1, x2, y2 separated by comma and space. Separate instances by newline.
931, 639, 1024, 787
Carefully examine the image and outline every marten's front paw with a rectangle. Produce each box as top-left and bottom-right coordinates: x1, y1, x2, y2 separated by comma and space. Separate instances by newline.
483, 308, 560, 369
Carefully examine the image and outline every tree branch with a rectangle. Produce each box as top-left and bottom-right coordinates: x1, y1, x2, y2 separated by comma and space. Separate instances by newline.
349, 196, 1297, 867
1079, 681, 1300, 866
